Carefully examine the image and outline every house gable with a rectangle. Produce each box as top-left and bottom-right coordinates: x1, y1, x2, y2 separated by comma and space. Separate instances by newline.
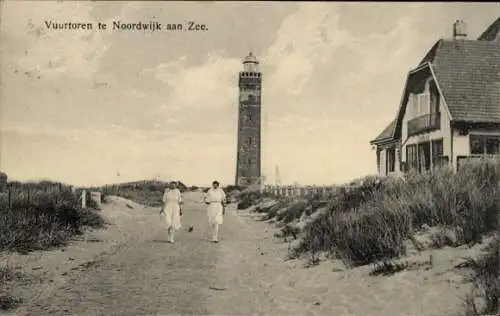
390, 62, 453, 145
370, 62, 450, 146
372, 17, 500, 146
389, 39, 500, 142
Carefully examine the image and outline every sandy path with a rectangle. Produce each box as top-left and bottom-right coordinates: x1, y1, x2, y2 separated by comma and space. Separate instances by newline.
5, 193, 219, 315
1, 192, 480, 315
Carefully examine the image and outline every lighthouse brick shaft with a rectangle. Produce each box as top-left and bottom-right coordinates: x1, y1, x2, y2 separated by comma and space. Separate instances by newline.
235, 52, 262, 186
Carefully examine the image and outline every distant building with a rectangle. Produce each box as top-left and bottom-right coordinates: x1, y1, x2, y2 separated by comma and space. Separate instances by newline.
371, 18, 500, 175
235, 52, 263, 186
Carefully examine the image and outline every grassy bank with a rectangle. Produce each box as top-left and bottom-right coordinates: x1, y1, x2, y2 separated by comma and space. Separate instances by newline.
240, 162, 500, 265
0, 181, 105, 253
299, 163, 499, 267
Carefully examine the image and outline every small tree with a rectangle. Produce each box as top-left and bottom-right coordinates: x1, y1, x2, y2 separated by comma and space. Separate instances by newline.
0, 171, 7, 193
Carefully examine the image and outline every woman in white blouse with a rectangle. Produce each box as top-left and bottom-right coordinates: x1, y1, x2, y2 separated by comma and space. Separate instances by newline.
204, 180, 226, 243
160, 181, 183, 243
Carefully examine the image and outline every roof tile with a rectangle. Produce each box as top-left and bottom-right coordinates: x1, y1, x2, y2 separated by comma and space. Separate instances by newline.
432, 40, 500, 122
371, 119, 396, 143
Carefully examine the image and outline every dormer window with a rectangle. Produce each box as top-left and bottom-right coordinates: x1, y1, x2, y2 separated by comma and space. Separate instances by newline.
408, 77, 440, 120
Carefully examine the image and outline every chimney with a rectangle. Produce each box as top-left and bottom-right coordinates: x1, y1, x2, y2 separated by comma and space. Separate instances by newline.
453, 20, 467, 40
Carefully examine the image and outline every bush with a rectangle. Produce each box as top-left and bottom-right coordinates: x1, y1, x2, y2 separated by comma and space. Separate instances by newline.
225, 185, 244, 192
237, 190, 262, 209
296, 161, 500, 267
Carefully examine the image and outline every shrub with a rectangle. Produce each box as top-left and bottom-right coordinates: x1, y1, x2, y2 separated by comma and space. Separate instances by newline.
225, 185, 244, 192
237, 190, 263, 209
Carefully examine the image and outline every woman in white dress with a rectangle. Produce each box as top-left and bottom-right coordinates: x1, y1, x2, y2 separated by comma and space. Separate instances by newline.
204, 180, 226, 243
160, 181, 183, 243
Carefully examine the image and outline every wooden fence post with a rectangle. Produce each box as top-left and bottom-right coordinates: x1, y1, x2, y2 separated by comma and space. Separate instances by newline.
81, 190, 86, 209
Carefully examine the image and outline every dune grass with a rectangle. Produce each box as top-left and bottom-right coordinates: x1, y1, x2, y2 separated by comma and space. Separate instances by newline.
462, 236, 499, 316
281, 162, 500, 267
0, 262, 22, 311
0, 181, 105, 254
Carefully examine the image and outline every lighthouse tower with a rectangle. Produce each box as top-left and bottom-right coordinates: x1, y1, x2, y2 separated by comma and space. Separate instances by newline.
235, 52, 262, 186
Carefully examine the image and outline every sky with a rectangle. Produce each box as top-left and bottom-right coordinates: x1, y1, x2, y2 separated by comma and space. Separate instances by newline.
1, 1, 499, 187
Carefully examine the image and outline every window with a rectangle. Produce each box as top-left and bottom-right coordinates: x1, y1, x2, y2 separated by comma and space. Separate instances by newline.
248, 137, 253, 146
248, 111, 253, 123
408, 93, 431, 119
486, 138, 500, 155
429, 80, 440, 114
386, 148, 395, 173
376, 150, 381, 173
418, 142, 431, 172
407, 94, 414, 118
406, 144, 418, 171
408, 94, 418, 118
431, 139, 444, 168
471, 136, 485, 154
470, 135, 500, 155
418, 93, 430, 116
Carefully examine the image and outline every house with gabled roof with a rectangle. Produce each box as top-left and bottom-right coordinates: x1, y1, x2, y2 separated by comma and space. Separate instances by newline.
371, 18, 500, 176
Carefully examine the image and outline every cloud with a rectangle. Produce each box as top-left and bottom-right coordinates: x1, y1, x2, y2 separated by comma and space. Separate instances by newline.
264, 4, 350, 95
1, 1, 111, 80
1, 121, 235, 186
0, 122, 178, 142
153, 54, 241, 112
132, 3, 425, 184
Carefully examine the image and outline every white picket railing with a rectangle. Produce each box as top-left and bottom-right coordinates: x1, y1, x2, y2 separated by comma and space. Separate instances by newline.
262, 184, 340, 200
